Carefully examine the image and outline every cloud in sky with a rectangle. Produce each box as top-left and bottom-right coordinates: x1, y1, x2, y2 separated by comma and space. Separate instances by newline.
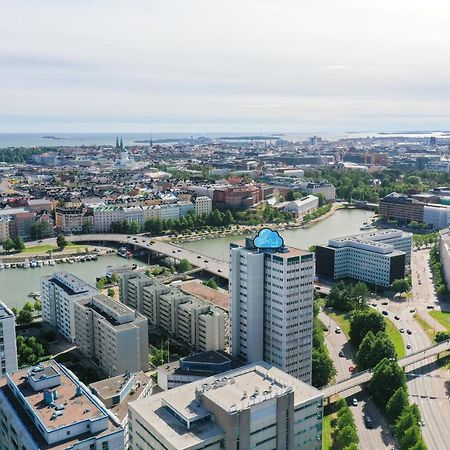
3, 0, 450, 132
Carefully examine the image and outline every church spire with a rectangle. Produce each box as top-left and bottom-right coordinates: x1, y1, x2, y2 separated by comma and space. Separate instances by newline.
120, 137, 123, 149
115, 136, 119, 148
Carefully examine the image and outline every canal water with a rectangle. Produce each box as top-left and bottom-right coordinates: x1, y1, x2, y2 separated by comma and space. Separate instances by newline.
181, 209, 375, 261
0, 209, 374, 309
0, 254, 143, 309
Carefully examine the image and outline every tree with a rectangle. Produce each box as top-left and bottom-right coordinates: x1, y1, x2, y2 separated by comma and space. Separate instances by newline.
23, 302, 34, 312
17, 309, 33, 326
356, 331, 375, 369
311, 348, 335, 388
56, 234, 67, 250
371, 331, 397, 363
110, 273, 120, 284
33, 300, 42, 312
204, 279, 218, 290
178, 259, 191, 273
392, 278, 411, 293
13, 236, 25, 252
336, 425, 359, 449
30, 222, 52, 240
435, 331, 450, 343
223, 210, 234, 227
129, 221, 141, 234
386, 386, 409, 424
286, 190, 295, 201
3, 238, 14, 252
107, 288, 115, 298
370, 359, 407, 407
337, 409, 355, 430
350, 309, 386, 348
350, 282, 370, 309
399, 424, 421, 450
96, 277, 106, 290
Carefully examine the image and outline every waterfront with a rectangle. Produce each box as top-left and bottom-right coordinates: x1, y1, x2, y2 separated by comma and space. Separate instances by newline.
0, 254, 142, 309
181, 209, 375, 260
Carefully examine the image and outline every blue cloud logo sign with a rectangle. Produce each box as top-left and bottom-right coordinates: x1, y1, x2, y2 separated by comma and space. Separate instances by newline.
253, 228, 284, 250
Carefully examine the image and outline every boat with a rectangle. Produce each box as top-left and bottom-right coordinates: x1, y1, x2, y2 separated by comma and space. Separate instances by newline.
68, 258, 74, 264
118, 247, 133, 258
28, 291, 40, 298
37, 260, 43, 267
0, 263, 3, 270
4, 263, 10, 269
61, 258, 67, 263
23, 260, 30, 269
49, 259, 55, 266
360, 223, 375, 230
43, 260, 49, 266
91, 254, 98, 260
11, 263, 16, 269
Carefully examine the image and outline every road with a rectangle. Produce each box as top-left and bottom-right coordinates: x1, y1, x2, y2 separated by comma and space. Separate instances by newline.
320, 311, 396, 449
369, 247, 450, 450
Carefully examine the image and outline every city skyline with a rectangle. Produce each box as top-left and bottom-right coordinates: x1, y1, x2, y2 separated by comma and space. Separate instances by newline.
3, 0, 450, 132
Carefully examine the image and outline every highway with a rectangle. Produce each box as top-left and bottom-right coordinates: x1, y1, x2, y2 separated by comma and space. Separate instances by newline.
320, 311, 396, 449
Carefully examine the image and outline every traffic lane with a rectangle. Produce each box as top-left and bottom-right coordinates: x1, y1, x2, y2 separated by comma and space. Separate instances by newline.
351, 392, 396, 450
319, 312, 354, 382
407, 363, 450, 450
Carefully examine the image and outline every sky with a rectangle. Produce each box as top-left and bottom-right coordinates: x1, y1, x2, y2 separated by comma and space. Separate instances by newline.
2, 0, 450, 133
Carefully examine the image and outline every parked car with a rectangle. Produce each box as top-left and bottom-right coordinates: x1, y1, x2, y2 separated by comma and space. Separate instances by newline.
382, 310, 388, 316
407, 329, 412, 335
406, 344, 411, 349
400, 328, 404, 333
426, 305, 434, 309
349, 366, 356, 373
394, 315, 400, 320
352, 398, 358, 406
364, 415, 374, 429
339, 351, 344, 357
335, 327, 342, 334
410, 308, 416, 313
382, 301, 389, 305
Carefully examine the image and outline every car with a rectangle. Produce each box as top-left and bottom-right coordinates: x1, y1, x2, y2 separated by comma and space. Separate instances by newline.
335, 327, 342, 334
178, 249, 181, 252
218, 269, 222, 273
382, 301, 389, 305
133, 237, 137, 241
37, 240, 43, 243
407, 329, 412, 335
339, 350, 344, 357
197, 255, 202, 259
406, 344, 411, 349
204, 260, 209, 263
127, 236, 131, 238
371, 302, 377, 307
394, 315, 400, 320
173, 250, 176, 254
349, 366, 356, 373
410, 308, 416, 313
426, 305, 435, 309
352, 398, 357, 406
316, 286, 321, 291
400, 328, 404, 333
364, 415, 374, 429
382, 310, 388, 316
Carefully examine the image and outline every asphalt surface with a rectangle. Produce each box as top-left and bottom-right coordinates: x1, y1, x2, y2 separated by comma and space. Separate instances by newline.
320, 311, 396, 449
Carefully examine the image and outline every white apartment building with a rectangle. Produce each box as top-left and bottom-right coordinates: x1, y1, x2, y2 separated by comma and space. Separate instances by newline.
316, 229, 412, 287
0, 217, 12, 244
299, 180, 336, 201
129, 362, 323, 450
0, 302, 17, 377
230, 238, 315, 383
194, 196, 213, 216
424, 204, 450, 229
0, 360, 125, 450
120, 272, 227, 352
74, 294, 149, 376
41, 272, 98, 342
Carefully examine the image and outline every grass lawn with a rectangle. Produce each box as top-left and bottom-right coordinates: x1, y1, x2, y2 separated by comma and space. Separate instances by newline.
384, 317, 405, 359
414, 314, 436, 341
328, 311, 352, 338
322, 413, 335, 450
22, 242, 89, 254
430, 311, 450, 332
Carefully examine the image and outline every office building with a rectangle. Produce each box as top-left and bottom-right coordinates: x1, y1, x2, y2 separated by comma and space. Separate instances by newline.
380, 192, 425, 223
119, 272, 227, 352
90, 371, 152, 449
423, 204, 450, 229
0, 360, 125, 450
55, 206, 86, 233
439, 228, 450, 290
156, 350, 244, 391
315, 229, 411, 287
41, 272, 98, 342
0, 302, 18, 377
230, 234, 315, 383
74, 294, 149, 376
129, 362, 323, 450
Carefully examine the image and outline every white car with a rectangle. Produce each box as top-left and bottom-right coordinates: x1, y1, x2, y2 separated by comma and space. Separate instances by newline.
352, 398, 358, 406
335, 327, 342, 334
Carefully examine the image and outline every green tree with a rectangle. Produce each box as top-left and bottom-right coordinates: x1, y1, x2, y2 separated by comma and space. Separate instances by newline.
371, 331, 397, 364
311, 348, 335, 388
336, 425, 359, 449
386, 386, 409, 424
370, 359, 407, 407
178, 259, 191, 273
350, 282, 370, 309
17, 309, 33, 326
435, 331, 450, 343
356, 331, 375, 369
13, 236, 25, 252
400, 424, 422, 450
337, 409, 355, 430
56, 234, 68, 250
204, 279, 218, 290
286, 190, 295, 201
96, 277, 106, 290
129, 221, 141, 234
350, 309, 386, 348
110, 273, 120, 284
223, 210, 234, 227
107, 288, 115, 298
33, 300, 42, 312
23, 302, 34, 312
392, 278, 411, 293
3, 238, 14, 252
30, 222, 52, 240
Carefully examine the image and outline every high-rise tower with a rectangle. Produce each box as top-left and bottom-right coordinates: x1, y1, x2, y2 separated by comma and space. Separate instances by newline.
230, 229, 315, 383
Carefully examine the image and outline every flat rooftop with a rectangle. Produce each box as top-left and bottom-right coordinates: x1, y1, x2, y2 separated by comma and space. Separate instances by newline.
8, 361, 105, 431
181, 281, 229, 311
